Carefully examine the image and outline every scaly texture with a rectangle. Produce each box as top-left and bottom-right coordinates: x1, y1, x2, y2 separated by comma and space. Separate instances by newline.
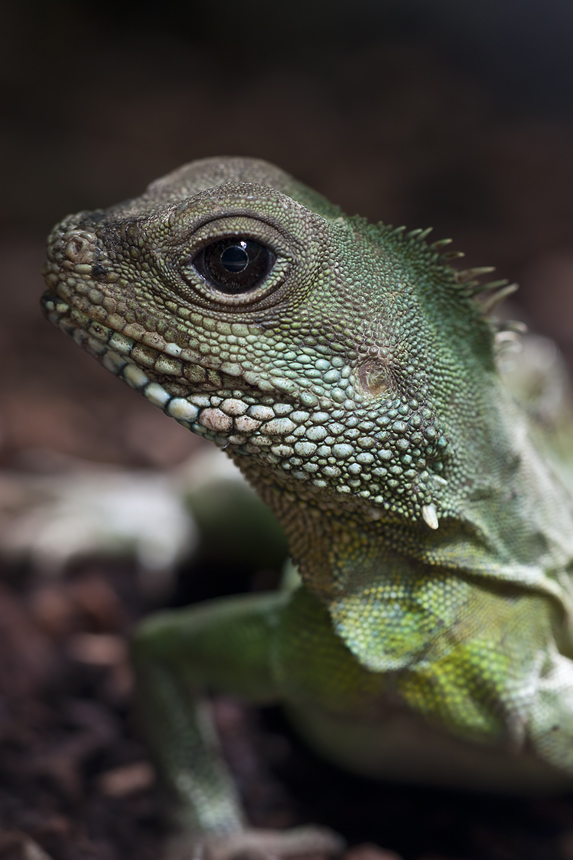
42, 157, 573, 853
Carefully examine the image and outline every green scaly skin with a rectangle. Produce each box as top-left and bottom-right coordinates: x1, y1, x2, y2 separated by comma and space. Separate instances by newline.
42, 157, 573, 855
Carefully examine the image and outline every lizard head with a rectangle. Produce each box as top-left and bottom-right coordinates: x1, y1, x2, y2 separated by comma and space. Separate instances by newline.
42, 156, 501, 533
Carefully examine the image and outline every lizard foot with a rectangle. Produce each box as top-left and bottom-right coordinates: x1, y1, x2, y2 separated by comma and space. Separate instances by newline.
166, 826, 346, 860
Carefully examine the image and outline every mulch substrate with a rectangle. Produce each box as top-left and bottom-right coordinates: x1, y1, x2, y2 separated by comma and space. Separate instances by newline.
2, 558, 573, 860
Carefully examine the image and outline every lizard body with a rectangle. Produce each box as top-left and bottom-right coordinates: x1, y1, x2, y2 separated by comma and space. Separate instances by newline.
42, 157, 573, 855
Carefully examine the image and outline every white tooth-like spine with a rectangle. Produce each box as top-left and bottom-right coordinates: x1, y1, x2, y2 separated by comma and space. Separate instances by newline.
422, 503, 439, 530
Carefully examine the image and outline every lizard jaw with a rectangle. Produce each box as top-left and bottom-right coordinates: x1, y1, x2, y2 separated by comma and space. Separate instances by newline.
41, 291, 301, 450
41, 289, 448, 525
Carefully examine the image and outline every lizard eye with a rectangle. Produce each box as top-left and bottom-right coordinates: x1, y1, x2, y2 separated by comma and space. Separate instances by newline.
191, 238, 276, 294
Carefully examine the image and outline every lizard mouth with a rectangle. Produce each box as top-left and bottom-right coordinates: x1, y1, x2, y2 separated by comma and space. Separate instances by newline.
40, 290, 298, 448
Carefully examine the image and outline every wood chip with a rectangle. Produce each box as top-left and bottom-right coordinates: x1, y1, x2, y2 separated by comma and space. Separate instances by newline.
67, 632, 126, 665
97, 761, 156, 797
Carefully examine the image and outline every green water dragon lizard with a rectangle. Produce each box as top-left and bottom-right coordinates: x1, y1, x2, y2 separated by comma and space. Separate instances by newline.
41, 157, 573, 859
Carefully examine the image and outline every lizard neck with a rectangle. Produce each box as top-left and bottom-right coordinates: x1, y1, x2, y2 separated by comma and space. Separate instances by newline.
234, 439, 572, 593
232, 430, 573, 675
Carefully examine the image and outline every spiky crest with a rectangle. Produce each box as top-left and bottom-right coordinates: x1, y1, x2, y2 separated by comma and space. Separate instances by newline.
365, 218, 523, 333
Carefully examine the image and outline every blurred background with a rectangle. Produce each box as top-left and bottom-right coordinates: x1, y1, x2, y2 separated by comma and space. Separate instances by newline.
2, 3, 573, 859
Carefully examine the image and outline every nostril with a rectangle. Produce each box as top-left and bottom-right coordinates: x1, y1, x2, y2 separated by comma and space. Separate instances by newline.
63, 231, 96, 264
64, 236, 90, 261
66, 237, 84, 258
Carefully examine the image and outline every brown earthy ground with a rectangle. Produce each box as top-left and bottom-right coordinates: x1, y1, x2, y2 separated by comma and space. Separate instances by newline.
4, 551, 573, 860
2, 3, 573, 858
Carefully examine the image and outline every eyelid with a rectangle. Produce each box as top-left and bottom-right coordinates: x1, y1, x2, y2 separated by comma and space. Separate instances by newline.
179, 213, 291, 259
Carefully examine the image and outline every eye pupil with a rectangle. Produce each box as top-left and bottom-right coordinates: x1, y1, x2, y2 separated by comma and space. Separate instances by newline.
191, 237, 275, 294
220, 243, 249, 273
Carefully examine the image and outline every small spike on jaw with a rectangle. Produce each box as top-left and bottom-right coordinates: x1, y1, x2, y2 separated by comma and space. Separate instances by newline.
422, 504, 439, 530
442, 250, 465, 261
